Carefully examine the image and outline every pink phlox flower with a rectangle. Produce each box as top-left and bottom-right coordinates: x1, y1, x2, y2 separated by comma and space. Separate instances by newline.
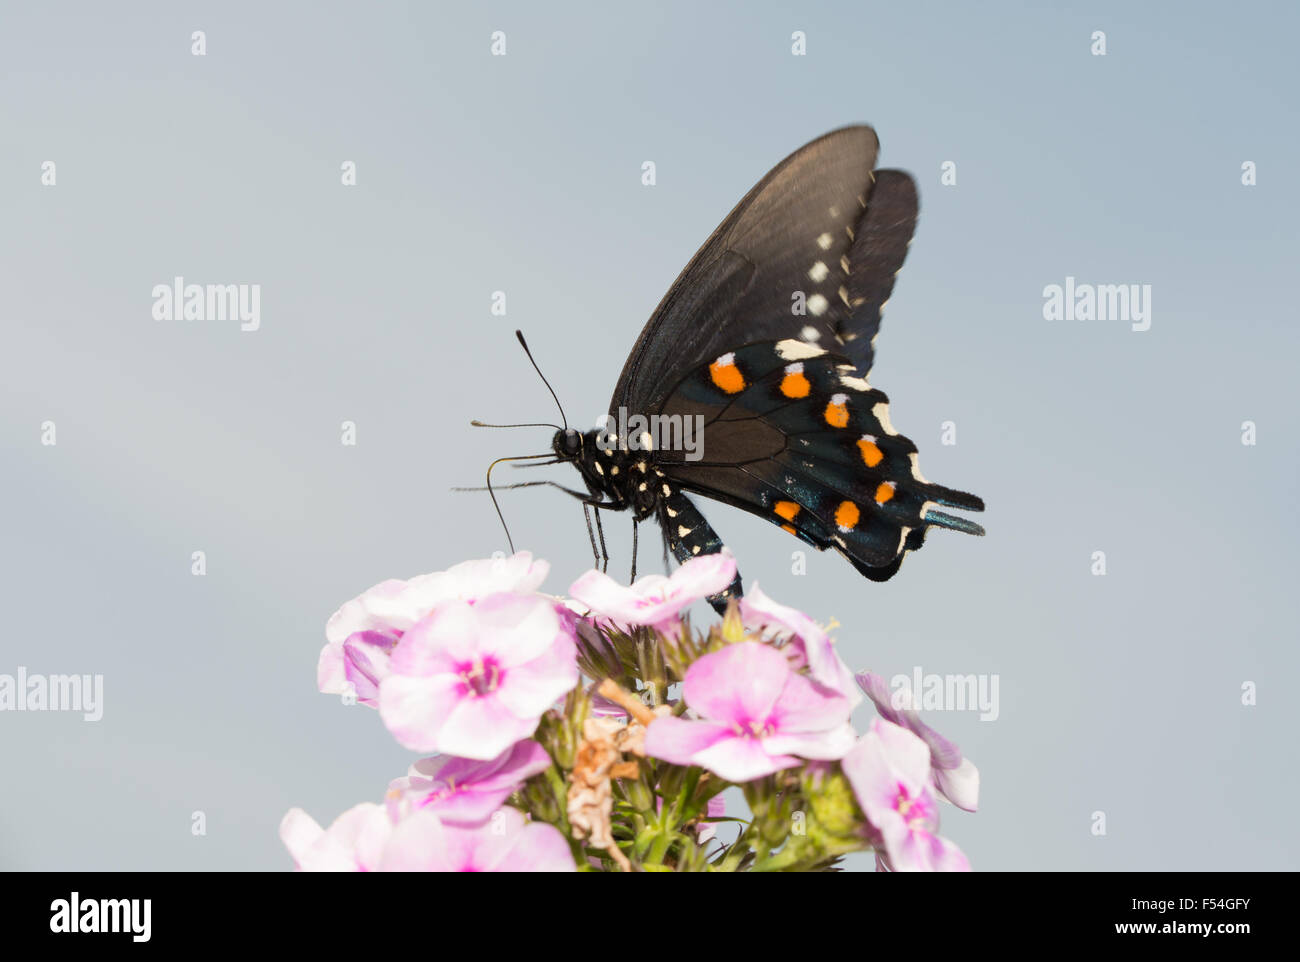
378, 591, 578, 758
318, 553, 550, 706
568, 551, 737, 636
643, 641, 855, 782
842, 718, 971, 872
385, 740, 552, 826
855, 671, 979, 812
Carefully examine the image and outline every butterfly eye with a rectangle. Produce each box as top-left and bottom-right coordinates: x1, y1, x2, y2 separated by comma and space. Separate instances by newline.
561, 429, 581, 455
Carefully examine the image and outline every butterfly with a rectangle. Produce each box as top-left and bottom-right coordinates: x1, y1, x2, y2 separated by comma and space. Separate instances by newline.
507, 126, 984, 612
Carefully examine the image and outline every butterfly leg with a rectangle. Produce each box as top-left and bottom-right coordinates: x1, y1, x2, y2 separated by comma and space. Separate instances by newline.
658, 489, 743, 615
581, 504, 601, 569
592, 507, 609, 573
630, 517, 638, 583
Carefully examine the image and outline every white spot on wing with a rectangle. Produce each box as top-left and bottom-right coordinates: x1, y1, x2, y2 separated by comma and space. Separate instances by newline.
909, 452, 931, 484
807, 294, 829, 316
776, 338, 825, 360
816, 232, 833, 250
800, 325, 821, 342
840, 373, 871, 392
872, 401, 897, 435
808, 261, 829, 283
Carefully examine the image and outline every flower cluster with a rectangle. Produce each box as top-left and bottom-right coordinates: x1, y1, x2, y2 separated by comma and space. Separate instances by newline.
283, 551, 978, 871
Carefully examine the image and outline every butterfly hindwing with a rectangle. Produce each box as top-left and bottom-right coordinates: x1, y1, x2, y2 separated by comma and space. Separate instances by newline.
837, 170, 918, 376
653, 340, 983, 578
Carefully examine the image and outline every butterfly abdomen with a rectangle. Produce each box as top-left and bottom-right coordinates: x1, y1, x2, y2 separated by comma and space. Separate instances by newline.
659, 488, 744, 608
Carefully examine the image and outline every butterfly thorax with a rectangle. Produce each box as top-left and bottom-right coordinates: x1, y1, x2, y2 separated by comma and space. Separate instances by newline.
552, 428, 667, 522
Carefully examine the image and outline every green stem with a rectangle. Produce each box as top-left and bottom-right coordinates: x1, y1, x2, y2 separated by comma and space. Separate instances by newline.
544, 765, 571, 836
645, 828, 676, 865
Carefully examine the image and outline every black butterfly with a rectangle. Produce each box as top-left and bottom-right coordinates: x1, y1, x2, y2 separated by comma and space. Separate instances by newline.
512, 126, 984, 612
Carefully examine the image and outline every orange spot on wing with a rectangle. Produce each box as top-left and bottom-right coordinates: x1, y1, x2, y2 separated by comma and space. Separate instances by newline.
774, 500, 801, 521
857, 438, 884, 468
781, 524, 797, 535
709, 357, 746, 394
874, 482, 896, 504
780, 372, 811, 398
824, 400, 849, 428
835, 500, 860, 531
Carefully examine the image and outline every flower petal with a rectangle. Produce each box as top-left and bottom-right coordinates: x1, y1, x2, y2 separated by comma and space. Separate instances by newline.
378, 811, 467, 871
473, 593, 564, 668
935, 756, 980, 813
389, 602, 476, 675
642, 716, 733, 765
494, 634, 579, 719
682, 642, 788, 726
894, 828, 971, 872
378, 674, 463, 753
742, 584, 860, 705
762, 721, 857, 761
691, 734, 797, 782
488, 820, 577, 872
434, 693, 540, 760
767, 671, 853, 734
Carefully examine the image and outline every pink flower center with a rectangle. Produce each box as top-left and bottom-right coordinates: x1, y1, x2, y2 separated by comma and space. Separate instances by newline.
893, 782, 936, 828
420, 781, 461, 806
733, 718, 775, 739
459, 657, 502, 696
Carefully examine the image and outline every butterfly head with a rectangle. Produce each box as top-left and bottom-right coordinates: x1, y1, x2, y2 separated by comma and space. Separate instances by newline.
552, 427, 583, 462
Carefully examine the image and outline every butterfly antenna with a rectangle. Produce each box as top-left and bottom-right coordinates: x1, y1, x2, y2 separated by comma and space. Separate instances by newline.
471, 420, 563, 430
485, 453, 554, 552
515, 329, 568, 430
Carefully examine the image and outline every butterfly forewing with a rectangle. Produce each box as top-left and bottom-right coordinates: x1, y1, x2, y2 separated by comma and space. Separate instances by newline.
611, 126, 906, 416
